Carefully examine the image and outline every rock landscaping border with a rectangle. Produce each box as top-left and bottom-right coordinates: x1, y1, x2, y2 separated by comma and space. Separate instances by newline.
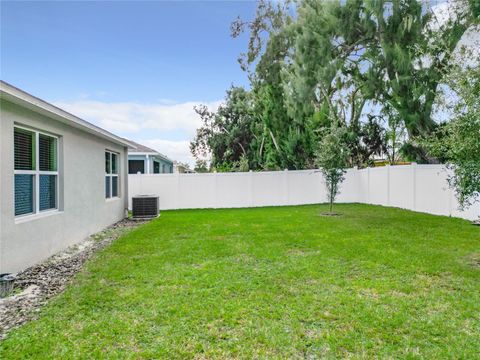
0, 218, 149, 340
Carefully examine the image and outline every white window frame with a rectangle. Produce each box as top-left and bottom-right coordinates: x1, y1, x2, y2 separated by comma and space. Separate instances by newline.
14, 125, 59, 217
105, 150, 120, 199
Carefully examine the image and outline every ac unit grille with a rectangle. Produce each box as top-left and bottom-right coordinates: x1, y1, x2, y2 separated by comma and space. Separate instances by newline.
132, 196, 159, 218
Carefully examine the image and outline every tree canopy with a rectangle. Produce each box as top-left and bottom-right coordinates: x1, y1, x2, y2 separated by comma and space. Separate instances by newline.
191, 0, 479, 172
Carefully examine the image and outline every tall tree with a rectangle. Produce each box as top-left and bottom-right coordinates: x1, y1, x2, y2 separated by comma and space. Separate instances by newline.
426, 65, 480, 215
232, 0, 316, 170
287, 0, 477, 164
362, 0, 477, 161
190, 87, 255, 171
285, 0, 385, 167
192, 0, 478, 170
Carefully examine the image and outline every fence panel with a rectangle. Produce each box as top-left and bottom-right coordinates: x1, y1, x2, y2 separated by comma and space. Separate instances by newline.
128, 165, 479, 220
389, 165, 414, 210
216, 172, 251, 208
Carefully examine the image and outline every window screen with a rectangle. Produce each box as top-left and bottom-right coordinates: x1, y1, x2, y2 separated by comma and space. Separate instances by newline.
39, 134, 57, 171
14, 128, 35, 170
105, 151, 119, 198
105, 152, 111, 174
105, 176, 111, 198
112, 177, 118, 197
111, 153, 118, 174
129, 160, 145, 174
39, 175, 56, 211
14, 127, 59, 216
15, 174, 34, 216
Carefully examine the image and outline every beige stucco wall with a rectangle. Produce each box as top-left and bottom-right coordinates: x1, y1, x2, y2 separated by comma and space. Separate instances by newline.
0, 99, 128, 273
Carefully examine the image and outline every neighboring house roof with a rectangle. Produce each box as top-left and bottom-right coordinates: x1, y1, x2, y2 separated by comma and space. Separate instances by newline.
125, 139, 173, 163
0, 80, 134, 148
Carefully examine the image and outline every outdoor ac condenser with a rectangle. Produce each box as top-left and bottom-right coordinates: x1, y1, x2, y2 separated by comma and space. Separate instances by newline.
132, 195, 159, 219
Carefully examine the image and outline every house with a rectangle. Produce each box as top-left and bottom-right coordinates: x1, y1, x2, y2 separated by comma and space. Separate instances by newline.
173, 161, 195, 174
127, 140, 173, 174
0, 81, 132, 273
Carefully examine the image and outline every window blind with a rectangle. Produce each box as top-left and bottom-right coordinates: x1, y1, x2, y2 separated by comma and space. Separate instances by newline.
14, 128, 34, 170
111, 153, 118, 174
105, 152, 111, 174
39, 134, 57, 171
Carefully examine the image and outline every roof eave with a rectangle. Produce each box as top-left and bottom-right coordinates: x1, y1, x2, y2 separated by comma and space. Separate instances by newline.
0, 81, 135, 149
128, 151, 173, 163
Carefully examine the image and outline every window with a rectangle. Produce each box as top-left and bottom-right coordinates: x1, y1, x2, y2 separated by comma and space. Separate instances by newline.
128, 160, 145, 174
14, 126, 58, 217
153, 161, 160, 174
162, 164, 166, 173
105, 151, 119, 198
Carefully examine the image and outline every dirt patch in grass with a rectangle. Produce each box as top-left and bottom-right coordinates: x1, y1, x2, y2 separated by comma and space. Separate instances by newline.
464, 253, 480, 268
319, 212, 342, 217
0, 218, 148, 340
287, 248, 321, 257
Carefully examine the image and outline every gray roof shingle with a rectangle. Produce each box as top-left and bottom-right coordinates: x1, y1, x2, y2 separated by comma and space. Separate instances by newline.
124, 138, 173, 162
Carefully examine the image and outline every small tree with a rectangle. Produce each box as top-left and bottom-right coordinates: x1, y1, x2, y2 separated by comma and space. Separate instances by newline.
233, 154, 250, 172
194, 160, 209, 173
426, 65, 480, 219
315, 125, 350, 214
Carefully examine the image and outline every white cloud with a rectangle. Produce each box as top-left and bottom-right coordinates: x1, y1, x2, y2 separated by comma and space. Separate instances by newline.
54, 99, 222, 136
430, 0, 480, 61
53, 98, 222, 167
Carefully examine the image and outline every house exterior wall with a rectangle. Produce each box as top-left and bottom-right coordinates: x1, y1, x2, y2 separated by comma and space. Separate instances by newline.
128, 154, 148, 173
152, 157, 173, 174
128, 154, 173, 174
0, 100, 128, 273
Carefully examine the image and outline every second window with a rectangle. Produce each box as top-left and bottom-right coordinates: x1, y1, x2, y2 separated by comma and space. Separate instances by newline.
105, 151, 119, 198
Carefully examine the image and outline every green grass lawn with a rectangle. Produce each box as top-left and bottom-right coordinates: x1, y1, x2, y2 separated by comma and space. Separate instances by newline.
1, 204, 479, 359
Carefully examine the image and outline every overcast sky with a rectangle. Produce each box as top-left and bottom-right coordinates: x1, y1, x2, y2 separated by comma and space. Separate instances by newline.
1, 1, 256, 165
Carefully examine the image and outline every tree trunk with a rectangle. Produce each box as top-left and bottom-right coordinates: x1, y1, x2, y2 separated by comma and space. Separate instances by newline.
329, 183, 334, 213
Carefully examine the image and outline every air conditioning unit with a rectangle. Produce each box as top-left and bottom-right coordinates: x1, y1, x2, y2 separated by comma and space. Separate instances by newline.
132, 195, 159, 219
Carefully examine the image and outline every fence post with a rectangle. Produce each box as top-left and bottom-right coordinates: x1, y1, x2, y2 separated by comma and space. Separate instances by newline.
353, 166, 359, 203
411, 162, 417, 211
386, 164, 390, 206
367, 166, 371, 204
446, 166, 453, 217
448, 184, 453, 217
283, 169, 289, 205
175, 171, 180, 209
213, 171, 218, 209
249, 170, 254, 207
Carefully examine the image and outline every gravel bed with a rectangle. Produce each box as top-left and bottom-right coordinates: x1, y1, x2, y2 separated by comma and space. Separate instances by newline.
0, 218, 149, 340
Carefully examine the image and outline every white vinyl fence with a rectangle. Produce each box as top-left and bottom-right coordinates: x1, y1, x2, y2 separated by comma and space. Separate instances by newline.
128, 164, 479, 221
